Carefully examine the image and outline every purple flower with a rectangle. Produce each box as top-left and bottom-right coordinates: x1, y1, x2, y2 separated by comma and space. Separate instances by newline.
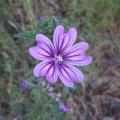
59, 103, 68, 112
48, 86, 54, 92
55, 93, 62, 101
37, 16, 44, 21
20, 81, 29, 91
38, 81, 46, 87
12, 117, 17, 120
29, 25, 92, 87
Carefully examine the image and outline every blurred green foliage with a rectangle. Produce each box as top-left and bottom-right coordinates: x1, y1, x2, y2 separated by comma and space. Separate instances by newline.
15, 16, 69, 43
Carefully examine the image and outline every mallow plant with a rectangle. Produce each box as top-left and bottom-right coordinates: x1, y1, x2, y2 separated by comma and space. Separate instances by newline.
18, 16, 92, 117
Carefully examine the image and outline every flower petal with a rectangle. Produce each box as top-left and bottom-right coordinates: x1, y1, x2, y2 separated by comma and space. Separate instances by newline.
36, 34, 54, 53
36, 34, 52, 46
29, 44, 53, 61
29, 34, 55, 60
53, 25, 77, 54
58, 63, 84, 87
53, 25, 64, 53
67, 27, 77, 45
61, 27, 77, 53
64, 42, 92, 66
33, 61, 57, 83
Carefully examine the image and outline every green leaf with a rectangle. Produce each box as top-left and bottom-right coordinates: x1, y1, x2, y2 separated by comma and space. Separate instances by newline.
15, 31, 36, 44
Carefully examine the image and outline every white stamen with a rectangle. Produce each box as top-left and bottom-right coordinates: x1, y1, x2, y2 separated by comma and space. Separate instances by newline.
55, 55, 63, 62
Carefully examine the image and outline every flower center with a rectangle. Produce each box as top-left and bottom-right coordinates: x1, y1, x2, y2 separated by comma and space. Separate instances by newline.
54, 55, 63, 62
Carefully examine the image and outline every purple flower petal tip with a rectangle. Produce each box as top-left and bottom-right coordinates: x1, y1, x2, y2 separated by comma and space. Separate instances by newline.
29, 25, 92, 87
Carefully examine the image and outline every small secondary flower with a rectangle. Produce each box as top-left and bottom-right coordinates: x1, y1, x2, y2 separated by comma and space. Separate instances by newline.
13, 118, 17, 120
59, 103, 68, 112
48, 86, 54, 92
37, 16, 44, 21
29, 25, 92, 87
55, 93, 62, 101
20, 81, 29, 91
12, 117, 17, 120
38, 81, 46, 87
